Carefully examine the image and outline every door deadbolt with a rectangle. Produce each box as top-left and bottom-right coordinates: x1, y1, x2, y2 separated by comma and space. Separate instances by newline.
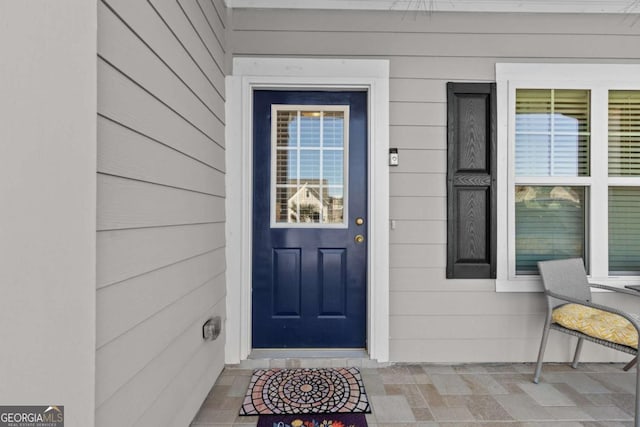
355, 234, 365, 244
355, 217, 364, 226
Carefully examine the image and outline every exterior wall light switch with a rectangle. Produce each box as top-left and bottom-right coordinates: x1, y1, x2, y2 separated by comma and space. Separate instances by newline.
389, 148, 399, 166
203, 316, 222, 341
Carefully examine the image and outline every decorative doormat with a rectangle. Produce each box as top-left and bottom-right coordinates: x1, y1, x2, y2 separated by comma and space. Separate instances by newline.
257, 413, 368, 427
240, 367, 371, 415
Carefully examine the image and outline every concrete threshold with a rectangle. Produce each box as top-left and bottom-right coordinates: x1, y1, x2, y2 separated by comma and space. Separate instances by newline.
231, 349, 390, 369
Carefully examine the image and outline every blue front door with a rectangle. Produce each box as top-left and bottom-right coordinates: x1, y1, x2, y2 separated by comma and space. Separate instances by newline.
252, 90, 368, 348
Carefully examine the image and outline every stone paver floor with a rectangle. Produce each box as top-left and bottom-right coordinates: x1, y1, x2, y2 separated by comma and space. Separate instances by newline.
191, 362, 637, 426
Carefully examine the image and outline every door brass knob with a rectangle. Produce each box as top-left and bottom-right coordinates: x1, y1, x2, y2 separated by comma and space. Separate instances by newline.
355, 217, 364, 226
355, 234, 365, 243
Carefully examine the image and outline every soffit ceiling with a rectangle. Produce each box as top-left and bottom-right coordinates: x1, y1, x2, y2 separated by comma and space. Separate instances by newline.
224, 0, 640, 14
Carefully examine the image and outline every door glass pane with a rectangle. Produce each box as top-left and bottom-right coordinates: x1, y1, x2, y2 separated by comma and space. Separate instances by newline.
515, 185, 587, 274
275, 150, 297, 185
609, 90, 640, 176
300, 150, 321, 181
515, 89, 590, 177
276, 111, 298, 147
322, 187, 344, 223
322, 151, 344, 186
609, 187, 640, 274
300, 111, 321, 147
323, 111, 344, 147
274, 187, 298, 223
272, 107, 348, 226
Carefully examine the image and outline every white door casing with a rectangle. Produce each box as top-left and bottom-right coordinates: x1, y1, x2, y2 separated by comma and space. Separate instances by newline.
225, 58, 390, 363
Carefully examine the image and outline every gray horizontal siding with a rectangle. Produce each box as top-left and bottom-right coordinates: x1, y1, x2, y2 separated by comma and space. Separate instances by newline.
231, 9, 640, 35
389, 335, 633, 363
390, 314, 545, 340
97, 0, 227, 425
97, 174, 225, 230
390, 267, 493, 292
391, 173, 446, 197
99, 59, 224, 170
96, 250, 225, 348
232, 31, 640, 59
96, 296, 226, 425
97, 223, 225, 289
95, 275, 225, 406
99, 117, 225, 195
389, 220, 446, 245
390, 292, 545, 316
390, 197, 446, 221
230, 8, 640, 362
390, 125, 446, 149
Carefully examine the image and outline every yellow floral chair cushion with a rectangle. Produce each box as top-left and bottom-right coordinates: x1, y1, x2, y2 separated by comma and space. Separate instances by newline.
552, 303, 638, 348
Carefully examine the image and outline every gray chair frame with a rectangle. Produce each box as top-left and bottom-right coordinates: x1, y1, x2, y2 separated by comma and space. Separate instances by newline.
534, 258, 640, 427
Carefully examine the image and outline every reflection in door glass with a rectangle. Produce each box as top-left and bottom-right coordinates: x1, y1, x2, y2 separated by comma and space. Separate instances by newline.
272, 107, 348, 226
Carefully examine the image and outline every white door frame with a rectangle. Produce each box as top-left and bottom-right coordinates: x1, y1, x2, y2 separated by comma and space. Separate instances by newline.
225, 58, 390, 363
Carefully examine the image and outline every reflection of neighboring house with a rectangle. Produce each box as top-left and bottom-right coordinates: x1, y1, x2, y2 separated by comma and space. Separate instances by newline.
288, 183, 325, 222
515, 185, 581, 204
287, 181, 343, 223
328, 197, 344, 223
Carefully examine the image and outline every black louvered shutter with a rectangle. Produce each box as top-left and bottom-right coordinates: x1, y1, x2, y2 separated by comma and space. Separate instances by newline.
446, 82, 497, 279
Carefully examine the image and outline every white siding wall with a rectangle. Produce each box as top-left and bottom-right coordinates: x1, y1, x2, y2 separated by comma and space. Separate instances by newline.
96, 1, 227, 426
229, 9, 640, 363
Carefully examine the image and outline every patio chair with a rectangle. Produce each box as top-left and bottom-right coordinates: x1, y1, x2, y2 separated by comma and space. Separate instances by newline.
533, 258, 640, 427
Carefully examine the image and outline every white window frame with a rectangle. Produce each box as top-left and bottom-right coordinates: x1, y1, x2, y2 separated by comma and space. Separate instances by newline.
496, 63, 640, 292
270, 105, 350, 229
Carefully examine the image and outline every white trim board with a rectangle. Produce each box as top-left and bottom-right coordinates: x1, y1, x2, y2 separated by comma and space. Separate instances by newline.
225, 58, 390, 363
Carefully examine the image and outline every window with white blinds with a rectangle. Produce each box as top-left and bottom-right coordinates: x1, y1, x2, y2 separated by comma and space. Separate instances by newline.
609, 91, 640, 176
608, 91, 640, 274
515, 186, 586, 274
515, 89, 590, 177
497, 64, 640, 290
609, 187, 640, 274
514, 89, 590, 274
